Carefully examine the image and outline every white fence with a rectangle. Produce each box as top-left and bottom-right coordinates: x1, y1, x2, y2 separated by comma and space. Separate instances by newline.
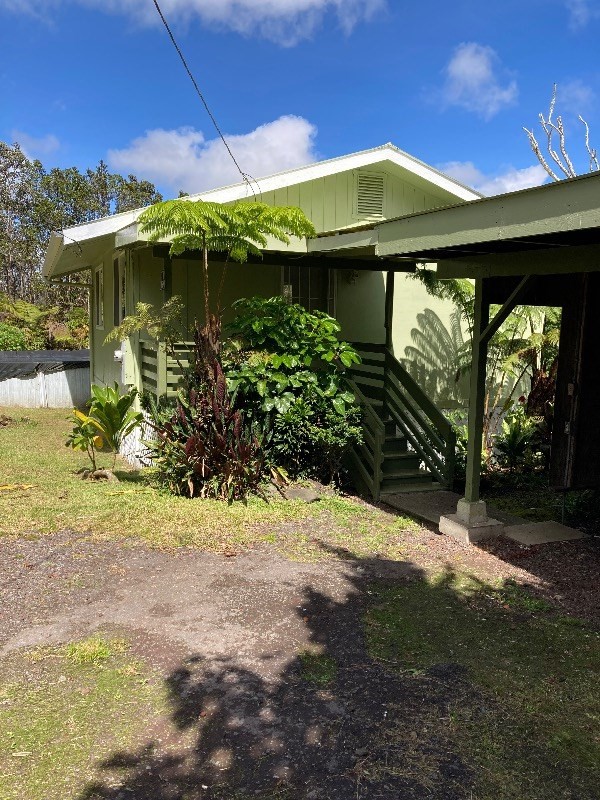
0, 367, 90, 408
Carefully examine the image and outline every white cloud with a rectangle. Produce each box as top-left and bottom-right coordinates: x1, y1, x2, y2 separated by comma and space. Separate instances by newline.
439, 43, 518, 120
438, 161, 547, 196
108, 115, 318, 195
11, 130, 60, 160
557, 79, 595, 117
566, 0, 600, 30
0, 0, 385, 45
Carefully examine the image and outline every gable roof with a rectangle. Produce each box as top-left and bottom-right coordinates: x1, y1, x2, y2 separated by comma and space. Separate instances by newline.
43, 142, 481, 278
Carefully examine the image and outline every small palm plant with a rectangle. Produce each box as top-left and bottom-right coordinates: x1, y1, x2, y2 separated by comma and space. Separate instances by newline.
66, 383, 143, 476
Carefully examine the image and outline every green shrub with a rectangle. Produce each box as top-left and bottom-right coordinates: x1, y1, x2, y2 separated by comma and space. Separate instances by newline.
224, 297, 362, 482
271, 390, 363, 483
66, 383, 143, 471
494, 405, 539, 471
0, 322, 27, 350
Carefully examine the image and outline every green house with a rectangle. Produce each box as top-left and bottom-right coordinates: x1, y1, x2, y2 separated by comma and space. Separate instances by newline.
43, 143, 480, 496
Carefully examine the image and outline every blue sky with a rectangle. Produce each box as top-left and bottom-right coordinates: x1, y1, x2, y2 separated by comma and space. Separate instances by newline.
1, 0, 598, 198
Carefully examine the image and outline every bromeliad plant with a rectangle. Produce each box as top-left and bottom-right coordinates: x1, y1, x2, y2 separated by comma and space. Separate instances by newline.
66, 383, 143, 475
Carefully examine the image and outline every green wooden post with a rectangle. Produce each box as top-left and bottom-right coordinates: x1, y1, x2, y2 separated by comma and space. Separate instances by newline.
464, 277, 489, 503
383, 270, 395, 421
384, 270, 395, 350
156, 341, 167, 398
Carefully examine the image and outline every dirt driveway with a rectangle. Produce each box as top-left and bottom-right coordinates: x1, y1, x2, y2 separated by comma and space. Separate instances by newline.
1, 526, 599, 800
1, 530, 479, 800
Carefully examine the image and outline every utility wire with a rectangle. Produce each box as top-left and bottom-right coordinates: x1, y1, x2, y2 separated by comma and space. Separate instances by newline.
151, 0, 256, 195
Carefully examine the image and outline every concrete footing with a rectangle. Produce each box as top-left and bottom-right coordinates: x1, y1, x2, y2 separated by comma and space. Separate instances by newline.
439, 513, 504, 544
439, 498, 504, 544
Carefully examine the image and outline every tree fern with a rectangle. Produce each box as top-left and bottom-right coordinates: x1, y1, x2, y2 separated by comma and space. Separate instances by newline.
138, 199, 316, 332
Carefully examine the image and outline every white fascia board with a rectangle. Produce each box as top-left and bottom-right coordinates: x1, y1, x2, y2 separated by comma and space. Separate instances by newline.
43, 144, 480, 264
188, 145, 481, 204
42, 232, 64, 278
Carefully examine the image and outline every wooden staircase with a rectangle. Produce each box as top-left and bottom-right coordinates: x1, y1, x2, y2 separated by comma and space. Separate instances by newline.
347, 344, 456, 502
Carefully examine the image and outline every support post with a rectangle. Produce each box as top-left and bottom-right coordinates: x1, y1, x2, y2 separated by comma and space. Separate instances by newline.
384, 270, 395, 351
440, 277, 504, 543
382, 271, 395, 419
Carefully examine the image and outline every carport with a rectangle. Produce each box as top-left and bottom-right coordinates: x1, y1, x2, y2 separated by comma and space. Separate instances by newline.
378, 171, 600, 540
315, 171, 600, 541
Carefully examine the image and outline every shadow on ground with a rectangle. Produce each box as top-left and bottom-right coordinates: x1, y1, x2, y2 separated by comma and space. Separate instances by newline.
477, 534, 600, 622
77, 549, 473, 800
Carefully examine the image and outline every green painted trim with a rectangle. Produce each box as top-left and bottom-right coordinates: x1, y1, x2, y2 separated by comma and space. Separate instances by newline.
376, 172, 600, 259
436, 245, 600, 279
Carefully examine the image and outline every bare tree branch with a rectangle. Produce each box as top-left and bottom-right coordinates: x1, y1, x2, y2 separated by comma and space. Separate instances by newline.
524, 83, 600, 182
538, 85, 575, 178
522, 126, 560, 181
579, 115, 600, 172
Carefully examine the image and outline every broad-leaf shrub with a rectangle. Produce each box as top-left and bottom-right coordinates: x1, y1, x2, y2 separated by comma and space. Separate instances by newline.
494, 404, 539, 471
224, 297, 363, 482
0, 322, 27, 350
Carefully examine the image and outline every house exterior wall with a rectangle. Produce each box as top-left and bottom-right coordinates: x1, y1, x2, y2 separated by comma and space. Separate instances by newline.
92, 164, 467, 406
89, 249, 123, 389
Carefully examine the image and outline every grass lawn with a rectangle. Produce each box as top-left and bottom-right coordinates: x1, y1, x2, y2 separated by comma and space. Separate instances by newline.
365, 571, 600, 799
2, 408, 598, 799
0, 637, 167, 800
0, 407, 418, 557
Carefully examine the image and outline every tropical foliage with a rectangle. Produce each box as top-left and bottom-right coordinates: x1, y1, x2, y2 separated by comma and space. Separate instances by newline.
133, 200, 322, 497
224, 296, 362, 482
138, 199, 316, 336
0, 140, 161, 342
411, 272, 561, 455
66, 383, 143, 472
0, 291, 88, 349
145, 357, 264, 501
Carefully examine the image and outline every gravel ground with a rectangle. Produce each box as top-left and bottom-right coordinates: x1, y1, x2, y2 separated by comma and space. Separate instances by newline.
1, 517, 598, 799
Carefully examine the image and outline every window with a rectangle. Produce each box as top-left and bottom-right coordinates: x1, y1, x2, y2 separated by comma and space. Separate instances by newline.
282, 265, 335, 315
113, 254, 126, 326
94, 266, 104, 329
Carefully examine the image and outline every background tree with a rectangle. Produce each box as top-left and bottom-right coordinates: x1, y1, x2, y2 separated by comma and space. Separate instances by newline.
0, 140, 162, 348
523, 83, 599, 180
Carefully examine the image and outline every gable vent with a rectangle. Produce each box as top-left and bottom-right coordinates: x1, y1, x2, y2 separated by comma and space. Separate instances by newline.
356, 172, 385, 217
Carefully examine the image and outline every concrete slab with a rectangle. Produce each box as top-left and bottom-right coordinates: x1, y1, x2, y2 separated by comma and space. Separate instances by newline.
383, 490, 524, 527
504, 521, 586, 545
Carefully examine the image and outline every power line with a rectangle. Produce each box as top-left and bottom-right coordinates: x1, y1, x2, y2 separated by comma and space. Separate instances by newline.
151, 0, 256, 194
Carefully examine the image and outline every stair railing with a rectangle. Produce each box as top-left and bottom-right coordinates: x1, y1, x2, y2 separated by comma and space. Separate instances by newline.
349, 342, 456, 494
345, 376, 385, 502
383, 349, 456, 488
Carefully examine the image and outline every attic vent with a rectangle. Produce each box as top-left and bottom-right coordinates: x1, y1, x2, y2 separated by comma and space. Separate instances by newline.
356, 172, 385, 217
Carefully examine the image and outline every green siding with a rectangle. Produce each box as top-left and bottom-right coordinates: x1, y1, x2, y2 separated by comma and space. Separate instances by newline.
90, 161, 468, 402
91, 250, 124, 388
